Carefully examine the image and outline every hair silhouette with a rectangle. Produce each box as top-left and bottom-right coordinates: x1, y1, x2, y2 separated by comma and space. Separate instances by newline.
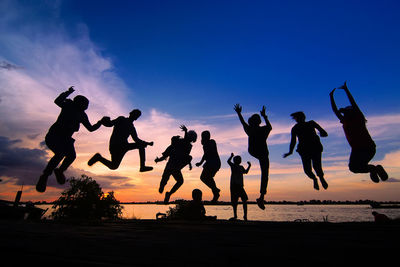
283, 111, 328, 190
234, 104, 271, 210
36, 87, 108, 192
155, 125, 197, 203
330, 81, 388, 183
195, 130, 221, 202
87, 109, 153, 172
228, 153, 251, 221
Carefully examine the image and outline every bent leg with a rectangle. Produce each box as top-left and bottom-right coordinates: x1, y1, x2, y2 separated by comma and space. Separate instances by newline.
311, 152, 328, 189
200, 167, 219, 191
300, 153, 316, 179
311, 152, 324, 178
169, 170, 184, 195
159, 168, 172, 193
300, 153, 320, 190
348, 148, 376, 174
42, 153, 64, 176
58, 144, 76, 173
127, 142, 152, 171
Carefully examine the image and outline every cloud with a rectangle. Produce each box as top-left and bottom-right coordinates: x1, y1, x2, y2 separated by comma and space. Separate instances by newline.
0, 60, 22, 70
386, 178, 400, 183
0, 136, 47, 185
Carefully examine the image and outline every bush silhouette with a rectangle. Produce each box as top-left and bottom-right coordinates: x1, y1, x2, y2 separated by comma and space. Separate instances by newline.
51, 175, 122, 221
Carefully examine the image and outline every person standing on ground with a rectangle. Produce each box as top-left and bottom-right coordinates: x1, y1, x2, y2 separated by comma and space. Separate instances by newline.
228, 153, 251, 221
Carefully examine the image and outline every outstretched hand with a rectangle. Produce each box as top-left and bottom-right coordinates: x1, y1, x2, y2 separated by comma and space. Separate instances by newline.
195, 162, 202, 167
329, 88, 336, 96
233, 104, 242, 113
68, 86, 75, 93
319, 131, 328, 137
283, 152, 292, 158
180, 125, 187, 132
260, 105, 267, 117
338, 81, 348, 90
147, 141, 154, 146
247, 161, 251, 166
100, 116, 111, 124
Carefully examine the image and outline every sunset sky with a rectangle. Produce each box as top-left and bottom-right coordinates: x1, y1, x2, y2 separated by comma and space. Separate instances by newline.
1, 0, 399, 203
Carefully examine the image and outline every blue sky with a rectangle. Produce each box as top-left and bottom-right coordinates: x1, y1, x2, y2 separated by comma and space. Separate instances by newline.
57, 0, 400, 117
0, 0, 399, 202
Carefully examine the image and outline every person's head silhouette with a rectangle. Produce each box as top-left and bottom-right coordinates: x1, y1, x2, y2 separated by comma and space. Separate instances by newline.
233, 155, 242, 165
186, 130, 197, 143
248, 114, 261, 127
129, 109, 142, 121
201, 130, 210, 145
338, 106, 355, 118
73, 95, 89, 111
290, 111, 306, 123
192, 188, 203, 202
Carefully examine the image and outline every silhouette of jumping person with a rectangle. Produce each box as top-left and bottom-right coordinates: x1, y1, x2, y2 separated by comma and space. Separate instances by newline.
283, 112, 329, 190
87, 109, 153, 172
228, 153, 250, 221
155, 125, 197, 203
36, 86, 108, 192
234, 104, 271, 210
330, 81, 388, 183
195, 130, 221, 202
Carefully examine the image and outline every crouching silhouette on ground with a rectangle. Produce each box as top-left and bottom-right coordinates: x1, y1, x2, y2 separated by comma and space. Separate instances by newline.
155, 125, 197, 203
157, 189, 217, 221
330, 81, 388, 183
88, 109, 153, 172
37, 87, 108, 193
283, 111, 328, 190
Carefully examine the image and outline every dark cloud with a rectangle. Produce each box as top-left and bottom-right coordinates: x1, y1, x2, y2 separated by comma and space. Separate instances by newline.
0, 136, 135, 190
0, 61, 22, 70
0, 136, 47, 185
64, 167, 134, 191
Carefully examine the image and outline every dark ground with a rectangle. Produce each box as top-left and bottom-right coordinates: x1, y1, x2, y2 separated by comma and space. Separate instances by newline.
1, 219, 399, 266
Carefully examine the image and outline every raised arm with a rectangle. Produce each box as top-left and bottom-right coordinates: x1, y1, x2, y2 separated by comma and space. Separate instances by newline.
227, 153, 234, 166
180, 125, 188, 139
283, 128, 297, 158
54, 86, 74, 107
329, 88, 344, 121
260, 105, 272, 131
244, 161, 251, 174
234, 104, 249, 132
339, 81, 361, 112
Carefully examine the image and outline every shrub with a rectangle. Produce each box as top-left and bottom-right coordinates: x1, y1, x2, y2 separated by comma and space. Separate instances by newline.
51, 175, 122, 221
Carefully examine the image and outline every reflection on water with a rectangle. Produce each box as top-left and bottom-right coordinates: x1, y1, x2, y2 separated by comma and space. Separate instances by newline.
40, 204, 400, 222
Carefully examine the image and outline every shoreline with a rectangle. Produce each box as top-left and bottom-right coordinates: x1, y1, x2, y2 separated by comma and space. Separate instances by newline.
2, 219, 399, 266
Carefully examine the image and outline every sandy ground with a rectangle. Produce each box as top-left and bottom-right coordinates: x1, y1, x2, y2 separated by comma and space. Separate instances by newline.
1, 219, 399, 266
